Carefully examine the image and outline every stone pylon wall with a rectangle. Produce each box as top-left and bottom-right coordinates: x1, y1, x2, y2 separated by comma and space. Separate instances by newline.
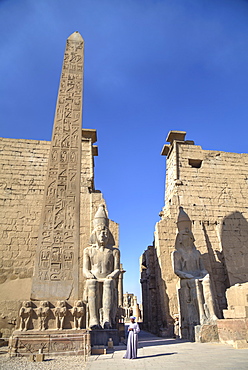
141, 131, 248, 336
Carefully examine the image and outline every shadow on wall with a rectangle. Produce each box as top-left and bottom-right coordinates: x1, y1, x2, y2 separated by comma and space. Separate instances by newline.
140, 245, 174, 337
221, 211, 248, 286
202, 223, 230, 317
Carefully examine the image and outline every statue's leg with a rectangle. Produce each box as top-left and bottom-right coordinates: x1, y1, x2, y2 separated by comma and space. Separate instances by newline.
111, 284, 118, 325
24, 315, 31, 331
38, 318, 41, 331
60, 316, 64, 330
78, 317, 82, 330
87, 279, 100, 329
194, 279, 207, 324
103, 279, 113, 329
20, 318, 23, 331
74, 316, 77, 329
178, 279, 191, 339
56, 316, 60, 329
42, 317, 46, 330
202, 275, 218, 321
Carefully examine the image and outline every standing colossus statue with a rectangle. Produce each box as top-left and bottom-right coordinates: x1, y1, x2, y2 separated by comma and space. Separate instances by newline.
172, 207, 218, 340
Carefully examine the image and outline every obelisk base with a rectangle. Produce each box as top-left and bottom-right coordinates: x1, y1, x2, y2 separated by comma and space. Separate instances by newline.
9, 329, 90, 358
194, 324, 219, 343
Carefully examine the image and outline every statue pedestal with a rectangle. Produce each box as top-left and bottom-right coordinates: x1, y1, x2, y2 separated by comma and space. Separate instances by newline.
9, 329, 90, 357
90, 329, 119, 346
194, 324, 219, 343
217, 318, 248, 348
118, 323, 125, 341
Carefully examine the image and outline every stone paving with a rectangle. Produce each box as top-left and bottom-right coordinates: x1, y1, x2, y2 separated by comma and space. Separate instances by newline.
86, 330, 248, 370
0, 329, 247, 369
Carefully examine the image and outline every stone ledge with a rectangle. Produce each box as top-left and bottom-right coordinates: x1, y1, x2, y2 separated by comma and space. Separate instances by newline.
217, 318, 248, 349
9, 329, 90, 357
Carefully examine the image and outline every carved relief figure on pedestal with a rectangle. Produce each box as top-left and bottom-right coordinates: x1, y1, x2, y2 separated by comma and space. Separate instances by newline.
172, 207, 218, 340
83, 204, 120, 330
55, 300, 67, 330
37, 301, 50, 331
19, 301, 33, 331
72, 300, 85, 330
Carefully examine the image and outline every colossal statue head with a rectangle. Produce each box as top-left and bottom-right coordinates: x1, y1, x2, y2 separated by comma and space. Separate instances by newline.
89, 204, 115, 248
93, 204, 109, 228
175, 207, 195, 250
177, 207, 192, 233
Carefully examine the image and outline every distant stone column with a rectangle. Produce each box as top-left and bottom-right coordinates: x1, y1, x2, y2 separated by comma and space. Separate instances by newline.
118, 264, 125, 307
133, 296, 140, 321
31, 32, 84, 300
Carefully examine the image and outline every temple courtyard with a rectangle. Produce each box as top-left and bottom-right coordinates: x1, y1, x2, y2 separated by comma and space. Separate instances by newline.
0, 329, 247, 370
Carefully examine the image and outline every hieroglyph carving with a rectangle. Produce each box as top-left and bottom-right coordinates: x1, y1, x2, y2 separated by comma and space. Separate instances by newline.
31, 32, 84, 300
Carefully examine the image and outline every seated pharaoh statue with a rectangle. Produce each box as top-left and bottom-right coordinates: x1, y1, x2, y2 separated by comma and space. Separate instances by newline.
172, 207, 218, 340
83, 204, 120, 330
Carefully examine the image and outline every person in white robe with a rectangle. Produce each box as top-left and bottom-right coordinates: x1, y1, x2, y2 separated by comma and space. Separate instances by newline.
123, 316, 140, 359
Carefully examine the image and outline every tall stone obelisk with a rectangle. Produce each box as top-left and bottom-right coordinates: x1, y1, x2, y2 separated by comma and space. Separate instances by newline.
31, 32, 84, 300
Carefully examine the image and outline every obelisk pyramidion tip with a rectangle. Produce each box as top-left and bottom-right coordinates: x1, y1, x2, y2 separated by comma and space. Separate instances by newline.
68, 31, 84, 41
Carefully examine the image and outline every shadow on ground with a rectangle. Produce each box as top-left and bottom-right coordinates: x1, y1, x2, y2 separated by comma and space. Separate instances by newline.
137, 352, 177, 359
137, 330, 190, 348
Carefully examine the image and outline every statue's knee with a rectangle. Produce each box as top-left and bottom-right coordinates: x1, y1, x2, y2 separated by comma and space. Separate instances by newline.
87, 279, 97, 289
104, 279, 113, 288
203, 274, 210, 282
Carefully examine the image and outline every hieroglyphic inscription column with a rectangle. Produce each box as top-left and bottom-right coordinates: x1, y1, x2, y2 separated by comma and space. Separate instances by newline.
31, 32, 84, 300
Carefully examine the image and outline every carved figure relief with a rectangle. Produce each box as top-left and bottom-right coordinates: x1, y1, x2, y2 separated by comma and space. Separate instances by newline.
19, 301, 33, 331
72, 300, 85, 330
55, 301, 67, 330
37, 301, 50, 331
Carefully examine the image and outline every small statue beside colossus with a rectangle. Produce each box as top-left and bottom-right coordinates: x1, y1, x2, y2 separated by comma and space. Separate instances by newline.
83, 204, 120, 329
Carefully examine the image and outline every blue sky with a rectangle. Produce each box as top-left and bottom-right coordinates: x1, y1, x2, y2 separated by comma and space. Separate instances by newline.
1, 0, 248, 301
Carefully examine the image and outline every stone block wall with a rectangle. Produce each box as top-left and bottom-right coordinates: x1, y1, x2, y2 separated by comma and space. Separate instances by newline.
217, 282, 248, 348
0, 138, 50, 285
0, 138, 50, 337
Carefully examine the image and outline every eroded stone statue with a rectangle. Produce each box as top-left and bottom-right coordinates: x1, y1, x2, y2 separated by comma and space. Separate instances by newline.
83, 204, 120, 329
37, 301, 50, 331
54, 300, 67, 330
19, 301, 33, 331
72, 300, 85, 330
172, 207, 217, 340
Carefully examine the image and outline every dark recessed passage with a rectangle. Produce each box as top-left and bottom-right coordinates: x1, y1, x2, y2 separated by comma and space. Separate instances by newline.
188, 159, 202, 168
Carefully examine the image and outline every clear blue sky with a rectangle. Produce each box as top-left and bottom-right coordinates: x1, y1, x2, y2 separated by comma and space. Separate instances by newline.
1, 0, 248, 302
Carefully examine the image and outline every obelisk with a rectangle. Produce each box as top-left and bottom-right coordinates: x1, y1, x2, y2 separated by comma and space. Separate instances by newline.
31, 32, 84, 300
